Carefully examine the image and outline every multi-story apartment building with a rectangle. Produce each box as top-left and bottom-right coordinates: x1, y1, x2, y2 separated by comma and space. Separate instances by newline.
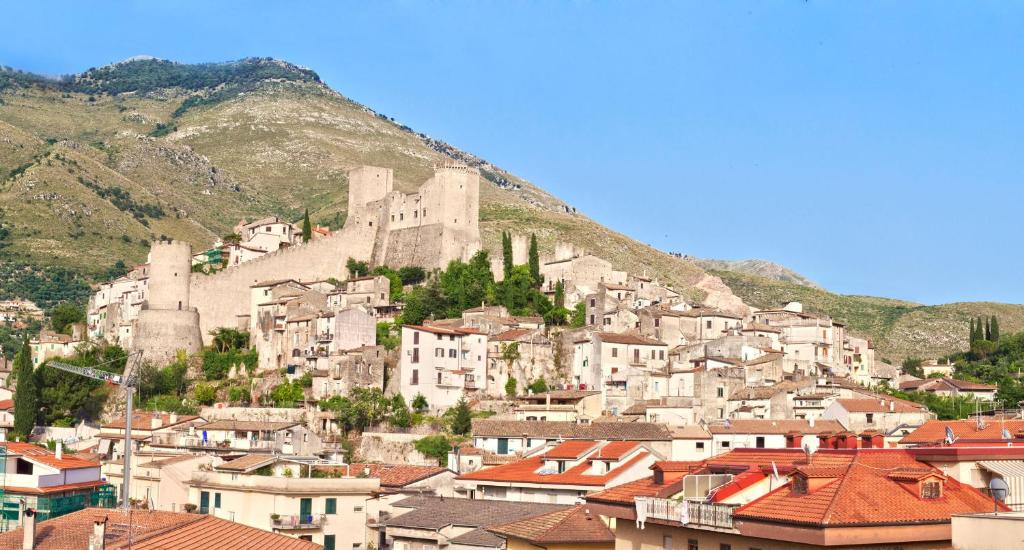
398, 325, 487, 410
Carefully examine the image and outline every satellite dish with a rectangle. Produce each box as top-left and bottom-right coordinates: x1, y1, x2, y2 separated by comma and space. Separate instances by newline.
990, 478, 1010, 502
1003, 428, 1012, 440
944, 426, 957, 445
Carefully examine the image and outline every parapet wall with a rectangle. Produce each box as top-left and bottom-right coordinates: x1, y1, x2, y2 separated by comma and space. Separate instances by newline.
190, 224, 376, 342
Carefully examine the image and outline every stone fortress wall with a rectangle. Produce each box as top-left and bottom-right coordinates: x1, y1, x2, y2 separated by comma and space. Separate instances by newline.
146, 163, 481, 348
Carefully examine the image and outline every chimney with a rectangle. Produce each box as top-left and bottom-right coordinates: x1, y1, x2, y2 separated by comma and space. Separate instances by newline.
55, 441, 62, 461
89, 518, 107, 550
809, 416, 815, 428
545, 392, 551, 409
169, 413, 178, 424
151, 415, 163, 430
21, 507, 36, 550
889, 400, 895, 412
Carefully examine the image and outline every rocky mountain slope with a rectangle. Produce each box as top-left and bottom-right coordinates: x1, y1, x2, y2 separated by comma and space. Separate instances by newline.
691, 258, 821, 289
1, 57, 1020, 359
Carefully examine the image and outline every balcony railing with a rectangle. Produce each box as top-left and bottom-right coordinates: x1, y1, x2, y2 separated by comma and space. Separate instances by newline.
464, 378, 478, 389
636, 497, 735, 530
317, 332, 334, 342
271, 513, 326, 530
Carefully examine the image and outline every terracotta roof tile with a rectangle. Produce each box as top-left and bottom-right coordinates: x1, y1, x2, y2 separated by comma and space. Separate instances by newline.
0, 508, 321, 550
488, 505, 615, 544
457, 446, 651, 487
597, 332, 666, 346
900, 419, 1024, 445
706, 419, 845, 435
545, 440, 599, 459
1, 442, 99, 470
734, 449, 1001, 527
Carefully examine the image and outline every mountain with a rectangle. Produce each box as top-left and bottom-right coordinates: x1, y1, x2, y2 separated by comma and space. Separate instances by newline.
690, 258, 821, 289
1, 57, 1021, 360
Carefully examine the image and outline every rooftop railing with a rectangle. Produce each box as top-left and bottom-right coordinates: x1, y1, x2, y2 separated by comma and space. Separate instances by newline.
636, 497, 735, 530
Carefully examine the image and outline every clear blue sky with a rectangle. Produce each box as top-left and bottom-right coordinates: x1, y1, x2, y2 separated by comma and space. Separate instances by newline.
3, 2, 1022, 305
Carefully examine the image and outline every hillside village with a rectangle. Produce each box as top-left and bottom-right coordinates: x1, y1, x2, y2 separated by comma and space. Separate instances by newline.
0, 160, 1019, 549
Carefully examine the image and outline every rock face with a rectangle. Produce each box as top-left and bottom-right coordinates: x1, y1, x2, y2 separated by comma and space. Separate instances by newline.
356, 432, 437, 466
695, 273, 753, 318
693, 258, 821, 289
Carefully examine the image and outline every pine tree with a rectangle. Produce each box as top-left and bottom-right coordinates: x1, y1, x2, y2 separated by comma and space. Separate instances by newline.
301, 209, 312, 243
991, 316, 1000, 342
12, 339, 37, 440
449, 398, 473, 435
528, 233, 542, 288
554, 279, 565, 309
985, 317, 992, 341
969, 318, 976, 345
501, 231, 513, 280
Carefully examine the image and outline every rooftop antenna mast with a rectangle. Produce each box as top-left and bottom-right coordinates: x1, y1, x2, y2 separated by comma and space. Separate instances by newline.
48, 351, 142, 512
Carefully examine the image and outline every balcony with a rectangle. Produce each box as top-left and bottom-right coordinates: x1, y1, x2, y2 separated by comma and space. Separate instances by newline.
271, 513, 326, 530
464, 378, 478, 389
317, 332, 334, 342
636, 497, 735, 530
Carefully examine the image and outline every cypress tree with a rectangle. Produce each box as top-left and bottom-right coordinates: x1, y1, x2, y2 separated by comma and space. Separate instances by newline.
554, 279, 565, 309
501, 231, 513, 280
969, 318, 976, 345
985, 317, 992, 341
301, 209, 312, 243
991, 316, 1000, 342
528, 233, 542, 288
12, 339, 37, 440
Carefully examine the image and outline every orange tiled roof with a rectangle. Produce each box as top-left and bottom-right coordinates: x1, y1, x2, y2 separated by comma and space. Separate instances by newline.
101, 412, 200, 430
0, 399, 12, 410
734, 449, 1001, 527
1, 442, 99, 470
488, 504, 615, 544
0, 507, 318, 550
900, 419, 1024, 445
597, 332, 666, 346
593, 441, 641, 460
545, 440, 599, 459
457, 449, 651, 487
586, 474, 684, 505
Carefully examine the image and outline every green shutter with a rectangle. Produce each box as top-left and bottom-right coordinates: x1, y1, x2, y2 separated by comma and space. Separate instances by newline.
323, 534, 335, 550
325, 498, 337, 514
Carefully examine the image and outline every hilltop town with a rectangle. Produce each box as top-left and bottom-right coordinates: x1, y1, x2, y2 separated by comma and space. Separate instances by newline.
0, 160, 1019, 549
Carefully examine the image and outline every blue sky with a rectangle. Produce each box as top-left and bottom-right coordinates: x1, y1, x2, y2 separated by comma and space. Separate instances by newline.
3, 2, 1022, 305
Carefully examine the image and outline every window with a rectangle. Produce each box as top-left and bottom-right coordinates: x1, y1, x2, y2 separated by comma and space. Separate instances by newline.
411, 369, 418, 385
437, 372, 442, 384
325, 498, 337, 514
695, 442, 705, 450
449, 349, 457, 358
412, 348, 419, 364
721, 440, 730, 448
611, 348, 618, 358
654, 318, 660, 327
793, 476, 808, 494
866, 413, 874, 424
214, 493, 221, 508
688, 540, 699, 550
659, 350, 665, 360
323, 535, 336, 550
755, 436, 765, 448
663, 536, 673, 550
716, 387, 724, 398
706, 320, 712, 329
590, 299, 596, 307
413, 332, 420, 345
719, 545, 731, 550
922, 481, 941, 499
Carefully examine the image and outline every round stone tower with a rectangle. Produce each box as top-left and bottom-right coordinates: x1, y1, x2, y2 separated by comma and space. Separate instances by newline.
132, 240, 203, 365
147, 240, 192, 310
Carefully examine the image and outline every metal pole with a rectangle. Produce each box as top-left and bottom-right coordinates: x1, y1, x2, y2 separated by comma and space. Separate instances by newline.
123, 385, 133, 511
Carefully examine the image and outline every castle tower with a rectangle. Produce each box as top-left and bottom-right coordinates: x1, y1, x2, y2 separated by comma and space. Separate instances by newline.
346, 166, 394, 225
147, 240, 192, 310
432, 162, 481, 263
132, 240, 203, 365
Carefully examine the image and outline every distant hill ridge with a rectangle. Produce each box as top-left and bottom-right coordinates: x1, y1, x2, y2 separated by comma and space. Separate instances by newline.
1, 56, 1021, 359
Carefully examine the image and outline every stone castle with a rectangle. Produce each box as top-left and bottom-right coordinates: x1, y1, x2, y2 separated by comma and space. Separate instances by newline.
127, 163, 480, 362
